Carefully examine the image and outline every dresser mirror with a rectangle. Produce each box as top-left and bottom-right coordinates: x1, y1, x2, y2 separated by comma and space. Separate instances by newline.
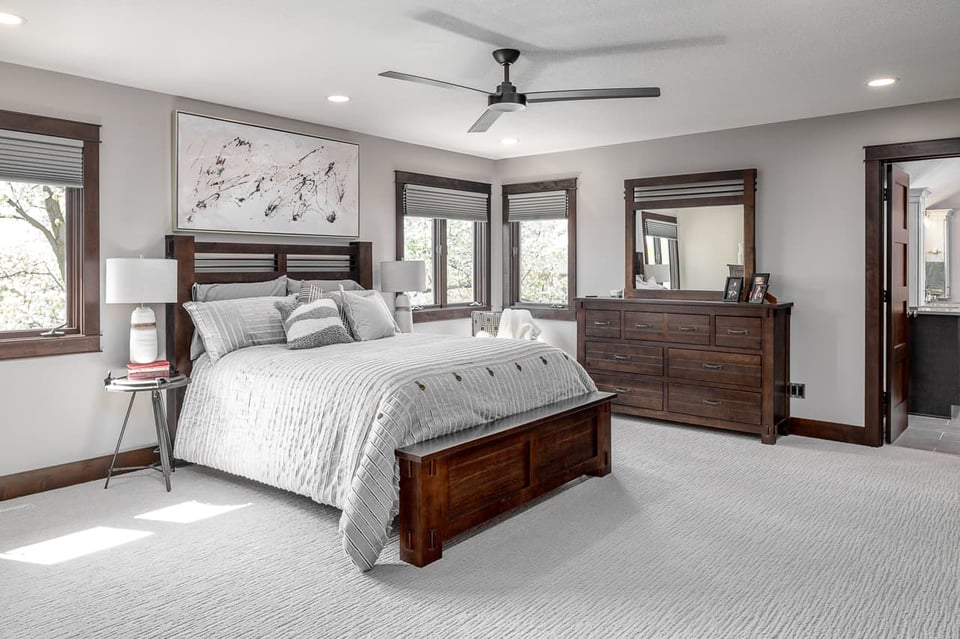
624, 169, 756, 299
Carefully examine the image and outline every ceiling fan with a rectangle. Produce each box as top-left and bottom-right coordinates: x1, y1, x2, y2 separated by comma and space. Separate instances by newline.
380, 48, 661, 133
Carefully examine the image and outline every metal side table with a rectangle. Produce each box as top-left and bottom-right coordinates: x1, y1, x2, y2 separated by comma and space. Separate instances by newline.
104, 373, 190, 491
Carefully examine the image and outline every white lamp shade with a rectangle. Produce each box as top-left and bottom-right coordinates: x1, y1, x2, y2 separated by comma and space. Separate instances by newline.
105, 258, 178, 304
380, 260, 426, 293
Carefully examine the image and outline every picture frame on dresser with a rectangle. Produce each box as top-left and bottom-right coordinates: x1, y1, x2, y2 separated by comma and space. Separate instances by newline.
723, 277, 743, 302
747, 272, 770, 299
748, 284, 768, 303
174, 111, 360, 238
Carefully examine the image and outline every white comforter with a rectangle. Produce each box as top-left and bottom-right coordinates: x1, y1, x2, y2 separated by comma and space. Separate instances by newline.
174, 333, 596, 570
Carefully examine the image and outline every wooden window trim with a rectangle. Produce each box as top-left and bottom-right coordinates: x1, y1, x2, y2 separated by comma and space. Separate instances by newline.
0, 109, 100, 360
503, 178, 577, 320
395, 171, 492, 323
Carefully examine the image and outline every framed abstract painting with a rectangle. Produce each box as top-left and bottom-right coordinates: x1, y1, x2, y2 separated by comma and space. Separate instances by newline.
175, 112, 360, 238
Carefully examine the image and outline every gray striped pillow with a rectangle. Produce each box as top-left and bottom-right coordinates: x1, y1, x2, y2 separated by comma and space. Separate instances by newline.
183, 295, 291, 362
275, 297, 354, 349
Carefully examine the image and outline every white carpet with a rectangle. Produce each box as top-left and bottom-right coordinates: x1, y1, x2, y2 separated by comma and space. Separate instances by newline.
2, 416, 959, 639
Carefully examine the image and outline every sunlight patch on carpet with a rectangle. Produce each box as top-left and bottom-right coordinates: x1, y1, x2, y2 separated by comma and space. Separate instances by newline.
134, 500, 252, 524
0, 527, 153, 565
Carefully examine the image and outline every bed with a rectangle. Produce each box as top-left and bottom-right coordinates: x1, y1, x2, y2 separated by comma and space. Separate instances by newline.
165, 235, 613, 570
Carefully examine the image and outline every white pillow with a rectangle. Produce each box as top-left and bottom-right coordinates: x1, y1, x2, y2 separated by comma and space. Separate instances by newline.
341, 289, 400, 341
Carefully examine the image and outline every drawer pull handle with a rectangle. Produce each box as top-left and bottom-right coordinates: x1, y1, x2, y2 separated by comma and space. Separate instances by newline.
727, 329, 750, 335
634, 323, 653, 329
593, 321, 612, 327
613, 354, 631, 361
678, 326, 698, 332
613, 387, 630, 394
702, 363, 724, 370
703, 399, 722, 407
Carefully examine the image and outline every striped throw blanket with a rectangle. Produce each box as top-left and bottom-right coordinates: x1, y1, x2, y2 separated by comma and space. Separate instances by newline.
174, 334, 596, 570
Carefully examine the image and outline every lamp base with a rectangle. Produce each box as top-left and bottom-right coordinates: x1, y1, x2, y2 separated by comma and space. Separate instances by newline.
129, 306, 159, 364
394, 293, 413, 334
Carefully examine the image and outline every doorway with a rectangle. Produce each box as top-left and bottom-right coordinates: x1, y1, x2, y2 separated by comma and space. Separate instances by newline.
864, 137, 960, 448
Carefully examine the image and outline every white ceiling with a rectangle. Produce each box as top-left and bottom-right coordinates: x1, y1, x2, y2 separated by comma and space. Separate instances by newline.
1, 0, 959, 160
900, 158, 960, 210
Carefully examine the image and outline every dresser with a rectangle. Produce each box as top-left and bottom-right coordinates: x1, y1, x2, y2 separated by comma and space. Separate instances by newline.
576, 297, 792, 444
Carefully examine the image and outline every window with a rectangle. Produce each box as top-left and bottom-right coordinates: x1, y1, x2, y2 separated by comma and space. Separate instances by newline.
396, 171, 491, 321
0, 109, 100, 360
504, 178, 577, 320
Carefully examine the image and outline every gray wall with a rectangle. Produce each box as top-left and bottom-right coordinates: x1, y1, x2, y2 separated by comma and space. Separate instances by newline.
0, 62, 494, 476
497, 98, 960, 427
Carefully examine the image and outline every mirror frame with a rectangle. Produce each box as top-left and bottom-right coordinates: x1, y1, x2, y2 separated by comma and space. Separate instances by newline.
625, 168, 756, 299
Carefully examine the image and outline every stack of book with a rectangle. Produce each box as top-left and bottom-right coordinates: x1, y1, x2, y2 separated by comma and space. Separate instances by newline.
126, 360, 171, 380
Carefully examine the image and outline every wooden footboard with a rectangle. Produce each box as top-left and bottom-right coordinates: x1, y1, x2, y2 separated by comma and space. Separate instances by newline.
394, 391, 614, 567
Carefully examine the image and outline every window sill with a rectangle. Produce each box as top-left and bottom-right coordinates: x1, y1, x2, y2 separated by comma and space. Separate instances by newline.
510, 305, 576, 321
0, 334, 101, 361
413, 306, 490, 323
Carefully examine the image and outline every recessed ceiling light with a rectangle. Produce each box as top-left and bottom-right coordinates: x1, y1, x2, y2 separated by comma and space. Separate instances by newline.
867, 77, 898, 88
501, 137, 519, 145
327, 95, 350, 103
0, 12, 24, 25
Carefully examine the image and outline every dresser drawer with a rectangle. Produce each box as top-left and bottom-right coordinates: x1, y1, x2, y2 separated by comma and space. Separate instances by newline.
665, 313, 710, 344
623, 311, 666, 341
592, 373, 663, 411
715, 316, 762, 349
668, 348, 762, 388
668, 383, 761, 425
584, 341, 663, 376
585, 310, 621, 338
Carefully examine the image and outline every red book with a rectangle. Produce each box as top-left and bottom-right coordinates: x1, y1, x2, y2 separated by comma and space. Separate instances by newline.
127, 360, 170, 371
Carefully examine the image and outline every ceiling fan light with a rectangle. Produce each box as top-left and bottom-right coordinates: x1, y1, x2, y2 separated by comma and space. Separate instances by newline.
489, 102, 525, 113
867, 77, 898, 88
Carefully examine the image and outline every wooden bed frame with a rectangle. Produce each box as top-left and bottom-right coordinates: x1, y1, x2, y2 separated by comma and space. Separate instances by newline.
165, 234, 613, 568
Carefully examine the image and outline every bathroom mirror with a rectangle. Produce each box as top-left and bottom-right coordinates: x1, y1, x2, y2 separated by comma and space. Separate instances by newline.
625, 169, 756, 299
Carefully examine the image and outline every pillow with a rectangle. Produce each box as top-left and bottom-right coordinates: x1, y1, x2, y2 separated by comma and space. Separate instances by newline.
340, 289, 400, 341
189, 276, 289, 359
183, 295, 291, 362
274, 297, 353, 349
194, 276, 288, 302
288, 278, 363, 296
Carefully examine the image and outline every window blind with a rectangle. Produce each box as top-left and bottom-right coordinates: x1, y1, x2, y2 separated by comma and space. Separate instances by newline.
644, 218, 678, 240
0, 130, 84, 188
633, 178, 744, 204
403, 183, 488, 221
506, 190, 568, 222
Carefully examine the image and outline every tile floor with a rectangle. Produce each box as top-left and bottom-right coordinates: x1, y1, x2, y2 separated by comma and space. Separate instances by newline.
893, 412, 960, 456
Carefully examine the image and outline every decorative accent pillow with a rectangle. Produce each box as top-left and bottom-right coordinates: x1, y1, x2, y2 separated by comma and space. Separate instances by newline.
183, 295, 291, 362
288, 278, 363, 296
274, 297, 354, 349
340, 289, 400, 341
189, 276, 289, 359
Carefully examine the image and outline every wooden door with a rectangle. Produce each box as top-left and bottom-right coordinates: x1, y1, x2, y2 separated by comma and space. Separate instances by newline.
886, 166, 911, 443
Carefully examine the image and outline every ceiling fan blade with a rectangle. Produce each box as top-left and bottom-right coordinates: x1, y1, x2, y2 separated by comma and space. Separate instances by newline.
378, 71, 488, 95
526, 87, 661, 103
468, 109, 504, 133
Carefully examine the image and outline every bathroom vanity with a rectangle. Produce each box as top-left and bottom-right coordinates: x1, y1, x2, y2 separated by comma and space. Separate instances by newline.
909, 306, 960, 417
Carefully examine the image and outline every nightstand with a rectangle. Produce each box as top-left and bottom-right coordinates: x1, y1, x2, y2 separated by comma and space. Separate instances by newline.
103, 373, 190, 491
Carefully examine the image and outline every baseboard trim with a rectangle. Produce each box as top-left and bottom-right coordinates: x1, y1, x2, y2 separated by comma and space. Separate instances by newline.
0, 447, 158, 501
787, 418, 869, 446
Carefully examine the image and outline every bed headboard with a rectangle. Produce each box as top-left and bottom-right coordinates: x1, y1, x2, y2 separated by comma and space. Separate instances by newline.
164, 234, 373, 377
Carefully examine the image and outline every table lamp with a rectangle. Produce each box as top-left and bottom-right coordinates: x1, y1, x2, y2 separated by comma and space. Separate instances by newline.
380, 260, 425, 333
106, 258, 178, 363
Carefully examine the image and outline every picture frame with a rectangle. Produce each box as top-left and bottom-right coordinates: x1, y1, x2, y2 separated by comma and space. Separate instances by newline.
723, 276, 743, 302
747, 272, 770, 301
748, 283, 768, 303
175, 111, 360, 238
